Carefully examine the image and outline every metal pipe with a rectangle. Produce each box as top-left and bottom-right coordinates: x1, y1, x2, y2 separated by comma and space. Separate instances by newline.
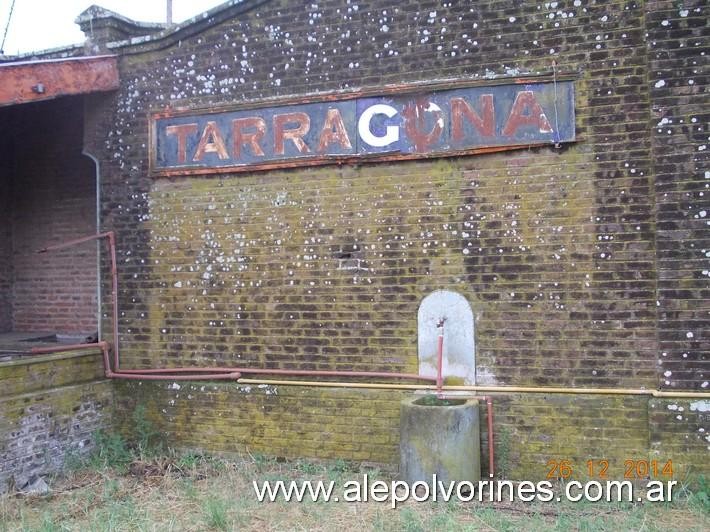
37, 231, 121, 371
115, 366, 436, 381
436, 318, 445, 398
107, 231, 119, 371
240, 374, 496, 479
107, 371, 241, 381
652, 391, 710, 398
31, 342, 240, 381
31, 343, 103, 354
36, 232, 114, 252
485, 396, 495, 478
235, 378, 710, 399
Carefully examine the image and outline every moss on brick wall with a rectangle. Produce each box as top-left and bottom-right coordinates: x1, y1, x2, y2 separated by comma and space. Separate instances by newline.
117, 381, 406, 463
115, 381, 709, 480
85, 0, 708, 478
0, 352, 112, 493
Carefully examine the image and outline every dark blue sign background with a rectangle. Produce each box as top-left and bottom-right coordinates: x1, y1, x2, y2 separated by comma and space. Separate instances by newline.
152, 80, 574, 173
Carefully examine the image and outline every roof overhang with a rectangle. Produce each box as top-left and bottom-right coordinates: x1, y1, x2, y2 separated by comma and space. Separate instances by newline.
0, 55, 119, 107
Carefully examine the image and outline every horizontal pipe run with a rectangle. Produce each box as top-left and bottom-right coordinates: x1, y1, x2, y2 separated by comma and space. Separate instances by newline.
31, 343, 103, 354
652, 391, 710, 398
31, 342, 240, 380
94, 342, 239, 380
115, 366, 436, 381
235, 379, 710, 399
106, 371, 241, 381
24, 342, 710, 399
35, 231, 114, 253
444, 384, 710, 399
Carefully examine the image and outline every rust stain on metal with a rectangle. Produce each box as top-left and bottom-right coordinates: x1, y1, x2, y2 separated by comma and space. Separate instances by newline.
0, 56, 119, 107
402, 97, 445, 152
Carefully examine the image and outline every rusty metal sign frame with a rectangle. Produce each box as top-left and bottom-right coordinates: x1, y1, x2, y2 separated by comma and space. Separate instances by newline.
149, 73, 577, 177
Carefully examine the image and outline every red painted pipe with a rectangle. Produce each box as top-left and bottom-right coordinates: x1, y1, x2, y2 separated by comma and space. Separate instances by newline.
37, 231, 121, 371
106, 371, 241, 381
486, 396, 495, 478
115, 366, 436, 381
435, 318, 445, 398
108, 232, 119, 371
436, 334, 444, 398
32, 342, 240, 381
31, 343, 102, 354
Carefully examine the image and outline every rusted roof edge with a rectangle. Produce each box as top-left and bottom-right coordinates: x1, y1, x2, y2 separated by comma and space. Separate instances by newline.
0, 55, 119, 107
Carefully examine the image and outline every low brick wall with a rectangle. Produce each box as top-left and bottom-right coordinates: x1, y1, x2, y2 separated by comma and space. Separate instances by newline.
0, 350, 113, 493
115, 381, 709, 481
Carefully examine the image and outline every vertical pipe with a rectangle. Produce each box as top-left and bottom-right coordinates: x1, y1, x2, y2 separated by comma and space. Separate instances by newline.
436, 334, 443, 398
106, 232, 119, 371
436, 318, 444, 398
36, 231, 120, 371
486, 396, 495, 478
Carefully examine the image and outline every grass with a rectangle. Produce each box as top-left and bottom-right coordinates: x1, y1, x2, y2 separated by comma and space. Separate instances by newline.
0, 453, 708, 532
1, 415, 707, 531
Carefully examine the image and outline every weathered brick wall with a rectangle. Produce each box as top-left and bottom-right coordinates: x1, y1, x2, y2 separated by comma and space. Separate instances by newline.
117, 381, 405, 463
0, 154, 11, 333
645, 1, 709, 476
4, 98, 98, 334
95, 0, 659, 387
647, 1, 708, 392
81, 0, 708, 477
0, 351, 112, 493
649, 398, 709, 481
119, 382, 708, 480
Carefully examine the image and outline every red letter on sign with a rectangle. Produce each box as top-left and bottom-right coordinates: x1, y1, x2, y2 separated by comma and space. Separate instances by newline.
502, 91, 553, 136
450, 95, 495, 140
402, 98, 445, 152
166, 123, 198, 163
273, 112, 311, 155
317, 108, 352, 152
192, 121, 229, 161
233, 117, 266, 159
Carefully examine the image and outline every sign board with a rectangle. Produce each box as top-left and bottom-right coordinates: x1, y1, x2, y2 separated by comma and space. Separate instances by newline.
150, 79, 575, 175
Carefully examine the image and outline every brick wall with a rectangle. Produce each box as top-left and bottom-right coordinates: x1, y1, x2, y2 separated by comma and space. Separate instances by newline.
79, 0, 708, 478
644, 1, 710, 475
2, 97, 98, 334
117, 381, 405, 464
649, 398, 709, 481
647, 1, 709, 392
119, 382, 708, 481
0, 152, 11, 333
0, 350, 112, 493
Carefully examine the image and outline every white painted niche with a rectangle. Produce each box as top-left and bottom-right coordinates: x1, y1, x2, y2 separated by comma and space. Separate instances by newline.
417, 290, 475, 384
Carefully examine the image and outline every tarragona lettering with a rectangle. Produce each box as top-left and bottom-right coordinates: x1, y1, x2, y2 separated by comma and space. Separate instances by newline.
166, 91, 553, 163
152, 81, 576, 172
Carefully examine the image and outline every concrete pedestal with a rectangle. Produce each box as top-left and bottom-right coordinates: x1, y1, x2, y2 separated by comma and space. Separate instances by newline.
399, 396, 481, 484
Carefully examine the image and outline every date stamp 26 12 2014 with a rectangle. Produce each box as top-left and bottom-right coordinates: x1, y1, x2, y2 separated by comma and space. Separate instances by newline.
546, 459, 675, 480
